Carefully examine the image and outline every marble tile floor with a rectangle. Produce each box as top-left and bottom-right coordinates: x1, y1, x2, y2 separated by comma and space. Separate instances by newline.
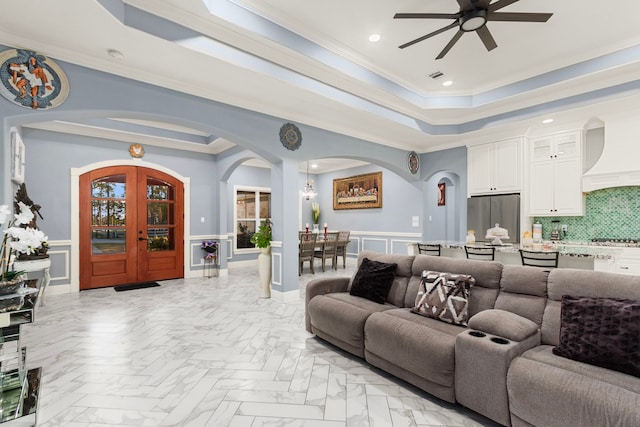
22, 265, 500, 427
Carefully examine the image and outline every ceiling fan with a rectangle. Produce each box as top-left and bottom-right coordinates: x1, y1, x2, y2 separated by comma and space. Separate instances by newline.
394, 0, 552, 59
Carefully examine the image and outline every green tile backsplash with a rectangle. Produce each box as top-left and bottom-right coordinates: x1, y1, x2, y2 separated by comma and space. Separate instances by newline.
533, 186, 640, 241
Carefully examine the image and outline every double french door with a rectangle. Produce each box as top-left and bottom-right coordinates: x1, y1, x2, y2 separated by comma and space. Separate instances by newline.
79, 166, 184, 289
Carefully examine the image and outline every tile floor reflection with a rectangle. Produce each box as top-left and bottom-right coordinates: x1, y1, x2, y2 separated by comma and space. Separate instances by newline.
23, 264, 499, 426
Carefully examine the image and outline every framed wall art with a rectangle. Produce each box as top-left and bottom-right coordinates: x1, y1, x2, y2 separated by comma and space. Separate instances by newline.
333, 171, 382, 210
0, 48, 69, 110
438, 182, 446, 206
11, 128, 25, 184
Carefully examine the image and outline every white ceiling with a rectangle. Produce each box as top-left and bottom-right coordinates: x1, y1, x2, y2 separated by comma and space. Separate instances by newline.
1, 0, 640, 173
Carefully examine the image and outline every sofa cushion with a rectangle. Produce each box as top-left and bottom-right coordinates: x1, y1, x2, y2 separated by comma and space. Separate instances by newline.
411, 270, 475, 326
494, 265, 548, 326
307, 293, 395, 357
508, 346, 640, 427
349, 257, 397, 304
552, 295, 640, 377
542, 268, 640, 345
364, 309, 465, 397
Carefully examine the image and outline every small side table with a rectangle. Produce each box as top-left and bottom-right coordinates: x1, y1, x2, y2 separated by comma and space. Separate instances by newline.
13, 258, 51, 307
203, 255, 218, 278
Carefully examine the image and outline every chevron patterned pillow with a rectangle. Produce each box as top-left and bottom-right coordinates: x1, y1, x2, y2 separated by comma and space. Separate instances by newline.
411, 270, 475, 326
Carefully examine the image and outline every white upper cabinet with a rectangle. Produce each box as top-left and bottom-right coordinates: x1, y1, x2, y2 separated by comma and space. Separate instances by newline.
468, 138, 522, 196
529, 131, 584, 216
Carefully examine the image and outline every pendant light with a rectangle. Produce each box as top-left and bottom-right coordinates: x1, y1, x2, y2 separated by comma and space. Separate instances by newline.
301, 161, 317, 200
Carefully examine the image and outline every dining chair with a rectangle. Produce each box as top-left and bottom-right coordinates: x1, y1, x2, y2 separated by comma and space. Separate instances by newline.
299, 233, 317, 275
464, 245, 495, 261
417, 243, 441, 256
335, 230, 351, 268
519, 249, 559, 268
314, 232, 339, 272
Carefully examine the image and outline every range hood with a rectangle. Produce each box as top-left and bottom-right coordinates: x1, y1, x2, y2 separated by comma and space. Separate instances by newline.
583, 111, 640, 192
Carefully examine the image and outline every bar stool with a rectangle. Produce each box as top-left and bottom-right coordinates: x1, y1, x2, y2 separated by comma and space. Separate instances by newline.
519, 249, 559, 268
465, 245, 495, 261
417, 243, 441, 256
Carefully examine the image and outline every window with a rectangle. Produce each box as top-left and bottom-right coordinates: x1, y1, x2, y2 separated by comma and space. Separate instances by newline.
235, 186, 271, 251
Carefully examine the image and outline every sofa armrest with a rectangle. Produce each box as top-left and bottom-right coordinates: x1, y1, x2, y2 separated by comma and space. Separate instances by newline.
305, 277, 351, 332
469, 309, 538, 342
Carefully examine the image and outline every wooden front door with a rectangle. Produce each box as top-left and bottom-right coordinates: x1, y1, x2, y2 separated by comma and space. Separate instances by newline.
79, 166, 184, 290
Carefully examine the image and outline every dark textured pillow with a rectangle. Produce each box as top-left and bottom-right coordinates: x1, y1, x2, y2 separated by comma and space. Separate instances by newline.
553, 296, 640, 377
349, 257, 397, 304
411, 270, 475, 326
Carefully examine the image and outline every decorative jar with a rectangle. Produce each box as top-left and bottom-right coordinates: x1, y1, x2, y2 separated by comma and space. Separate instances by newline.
466, 230, 476, 244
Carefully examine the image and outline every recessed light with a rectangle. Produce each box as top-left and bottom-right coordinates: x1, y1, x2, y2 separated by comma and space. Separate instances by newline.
442, 80, 453, 87
542, 118, 554, 124
311, 163, 319, 169
368, 34, 381, 42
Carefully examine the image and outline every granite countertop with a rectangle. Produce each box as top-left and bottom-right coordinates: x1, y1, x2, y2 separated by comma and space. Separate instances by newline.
415, 241, 622, 260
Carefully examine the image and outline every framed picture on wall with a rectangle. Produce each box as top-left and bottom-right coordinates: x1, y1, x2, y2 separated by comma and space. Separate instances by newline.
438, 182, 446, 206
11, 129, 25, 184
333, 171, 382, 210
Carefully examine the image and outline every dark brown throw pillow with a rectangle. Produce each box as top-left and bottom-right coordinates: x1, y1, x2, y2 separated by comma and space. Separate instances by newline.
349, 257, 397, 304
553, 295, 640, 377
411, 270, 475, 326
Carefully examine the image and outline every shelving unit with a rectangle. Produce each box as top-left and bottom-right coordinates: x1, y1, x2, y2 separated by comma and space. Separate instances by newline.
0, 286, 42, 426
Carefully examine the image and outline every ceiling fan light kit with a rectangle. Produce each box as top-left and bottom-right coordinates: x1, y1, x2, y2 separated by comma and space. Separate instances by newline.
395, 0, 552, 59
460, 9, 487, 32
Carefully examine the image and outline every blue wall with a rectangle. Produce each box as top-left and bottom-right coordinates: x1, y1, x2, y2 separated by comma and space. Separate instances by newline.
0, 44, 469, 291
23, 129, 217, 239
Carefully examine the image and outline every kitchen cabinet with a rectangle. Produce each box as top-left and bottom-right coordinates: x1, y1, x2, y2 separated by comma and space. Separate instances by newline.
529, 131, 584, 216
612, 248, 640, 275
468, 138, 522, 195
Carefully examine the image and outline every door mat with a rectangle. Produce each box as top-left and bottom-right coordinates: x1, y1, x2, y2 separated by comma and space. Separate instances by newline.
114, 282, 160, 292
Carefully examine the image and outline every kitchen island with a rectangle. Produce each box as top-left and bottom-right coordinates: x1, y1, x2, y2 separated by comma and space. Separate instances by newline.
410, 241, 622, 272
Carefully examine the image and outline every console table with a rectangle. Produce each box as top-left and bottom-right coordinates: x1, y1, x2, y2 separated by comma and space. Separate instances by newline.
0, 285, 42, 426
12, 259, 51, 307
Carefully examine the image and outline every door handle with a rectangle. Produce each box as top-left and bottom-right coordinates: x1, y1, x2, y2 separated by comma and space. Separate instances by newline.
138, 237, 147, 241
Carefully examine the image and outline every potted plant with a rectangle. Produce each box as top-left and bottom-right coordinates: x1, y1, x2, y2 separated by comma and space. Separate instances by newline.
311, 202, 320, 233
0, 201, 48, 294
250, 219, 272, 298
250, 219, 272, 252
201, 240, 218, 259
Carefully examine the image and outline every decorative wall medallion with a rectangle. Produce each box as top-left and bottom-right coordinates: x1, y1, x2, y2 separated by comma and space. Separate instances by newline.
0, 49, 69, 110
129, 144, 145, 158
408, 151, 420, 174
279, 123, 302, 151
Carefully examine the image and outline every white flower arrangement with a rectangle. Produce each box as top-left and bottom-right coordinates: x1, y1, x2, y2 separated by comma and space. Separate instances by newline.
0, 201, 49, 281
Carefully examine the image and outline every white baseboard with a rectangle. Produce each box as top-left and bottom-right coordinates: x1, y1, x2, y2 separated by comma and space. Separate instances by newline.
185, 268, 228, 278
44, 284, 71, 296
228, 259, 257, 269
270, 289, 301, 303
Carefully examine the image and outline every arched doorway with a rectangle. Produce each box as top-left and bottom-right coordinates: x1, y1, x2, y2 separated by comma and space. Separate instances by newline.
79, 166, 184, 289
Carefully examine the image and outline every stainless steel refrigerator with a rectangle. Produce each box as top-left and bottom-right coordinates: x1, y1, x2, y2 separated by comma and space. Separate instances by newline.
467, 194, 520, 244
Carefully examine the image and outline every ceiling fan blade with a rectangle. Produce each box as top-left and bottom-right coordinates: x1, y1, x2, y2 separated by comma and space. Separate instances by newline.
436, 30, 464, 59
456, 0, 474, 12
394, 13, 459, 20
476, 25, 497, 51
399, 21, 458, 49
488, 0, 520, 13
488, 12, 553, 22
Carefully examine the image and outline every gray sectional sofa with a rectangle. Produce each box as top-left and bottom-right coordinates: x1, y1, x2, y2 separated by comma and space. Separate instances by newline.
305, 250, 640, 427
